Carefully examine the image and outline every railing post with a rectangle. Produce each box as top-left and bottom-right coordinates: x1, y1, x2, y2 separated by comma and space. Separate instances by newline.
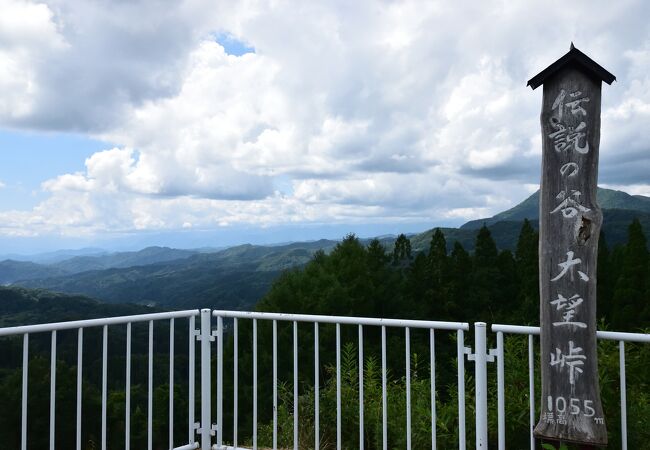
496, 331, 505, 450
200, 309, 212, 450
474, 322, 488, 449
457, 329, 466, 450
216, 315, 223, 449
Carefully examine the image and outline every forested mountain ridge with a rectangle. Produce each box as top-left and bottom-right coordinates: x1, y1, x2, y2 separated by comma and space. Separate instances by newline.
0, 246, 199, 284
257, 220, 650, 330
409, 187, 650, 253
0, 260, 69, 284
51, 246, 199, 273
408, 208, 650, 254
8, 215, 648, 329
0, 247, 106, 264
0, 286, 157, 327
12, 241, 342, 309
16, 260, 281, 310
462, 187, 650, 229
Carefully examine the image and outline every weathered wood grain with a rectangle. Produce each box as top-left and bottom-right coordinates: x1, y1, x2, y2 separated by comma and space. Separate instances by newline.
533, 66, 607, 446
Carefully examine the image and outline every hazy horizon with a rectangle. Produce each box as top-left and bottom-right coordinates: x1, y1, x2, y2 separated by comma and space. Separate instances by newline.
0, 219, 459, 256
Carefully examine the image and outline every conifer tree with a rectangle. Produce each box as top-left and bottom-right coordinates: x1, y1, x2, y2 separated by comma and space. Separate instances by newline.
470, 225, 499, 318
392, 233, 412, 266
448, 241, 472, 319
327, 234, 372, 315
405, 252, 430, 318
367, 238, 389, 270
366, 238, 397, 317
474, 224, 498, 264
515, 219, 539, 323
612, 219, 649, 329
596, 231, 612, 323
428, 228, 448, 286
426, 228, 450, 318
496, 249, 519, 322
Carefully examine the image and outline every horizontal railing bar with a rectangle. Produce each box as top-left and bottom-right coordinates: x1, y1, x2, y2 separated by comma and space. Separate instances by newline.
491, 324, 650, 343
174, 443, 199, 450
596, 330, 650, 343
212, 310, 469, 331
0, 310, 200, 337
491, 325, 540, 335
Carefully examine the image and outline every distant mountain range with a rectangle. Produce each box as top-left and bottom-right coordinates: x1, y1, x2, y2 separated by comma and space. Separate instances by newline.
0, 247, 107, 264
8, 240, 341, 309
3, 187, 648, 310
0, 246, 200, 284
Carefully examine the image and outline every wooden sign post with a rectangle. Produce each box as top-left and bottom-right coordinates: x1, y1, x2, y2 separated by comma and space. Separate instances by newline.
527, 44, 615, 446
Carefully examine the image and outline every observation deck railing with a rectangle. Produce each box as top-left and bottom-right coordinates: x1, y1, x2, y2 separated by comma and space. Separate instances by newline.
0, 309, 647, 450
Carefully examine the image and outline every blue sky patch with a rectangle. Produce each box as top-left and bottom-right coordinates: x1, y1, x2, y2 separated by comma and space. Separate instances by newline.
0, 129, 109, 209
214, 32, 255, 56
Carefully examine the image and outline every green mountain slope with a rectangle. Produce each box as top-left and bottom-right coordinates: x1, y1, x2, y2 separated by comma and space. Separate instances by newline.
51, 246, 198, 273
411, 210, 650, 254
17, 261, 275, 310
462, 187, 650, 229
409, 221, 531, 253
0, 286, 156, 327
0, 260, 69, 285
14, 241, 339, 309
444, 187, 650, 252
0, 246, 201, 284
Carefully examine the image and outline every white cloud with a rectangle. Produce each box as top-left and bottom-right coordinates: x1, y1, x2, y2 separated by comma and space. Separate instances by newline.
0, 0, 67, 119
1, 0, 650, 239
601, 183, 650, 197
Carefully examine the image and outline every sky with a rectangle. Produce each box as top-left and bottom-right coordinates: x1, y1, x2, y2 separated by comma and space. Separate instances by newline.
1, 0, 649, 254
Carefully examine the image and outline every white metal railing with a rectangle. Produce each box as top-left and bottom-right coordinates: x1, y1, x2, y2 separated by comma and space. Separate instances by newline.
2, 309, 648, 450
489, 323, 650, 450
0, 309, 201, 450
210, 310, 470, 450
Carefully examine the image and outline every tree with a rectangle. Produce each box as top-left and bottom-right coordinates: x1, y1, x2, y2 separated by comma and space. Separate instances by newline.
496, 249, 519, 323
426, 228, 450, 319
470, 225, 500, 319
392, 234, 412, 266
447, 241, 472, 319
404, 252, 430, 319
366, 239, 401, 317
596, 231, 613, 323
367, 239, 390, 271
428, 228, 448, 286
515, 219, 539, 323
612, 219, 649, 329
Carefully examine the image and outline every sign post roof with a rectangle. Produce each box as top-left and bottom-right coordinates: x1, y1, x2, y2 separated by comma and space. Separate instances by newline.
527, 43, 616, 90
